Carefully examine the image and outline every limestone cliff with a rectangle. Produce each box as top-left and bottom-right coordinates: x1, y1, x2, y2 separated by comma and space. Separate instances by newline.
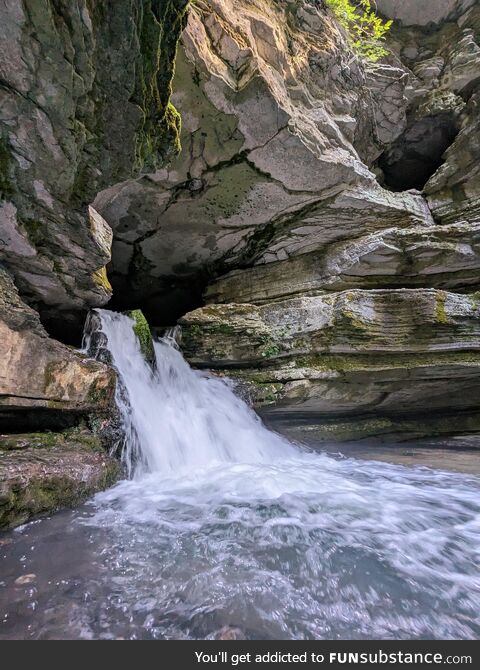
0, 0, 189, 335
0, 0, 189, 528
158, 0, 480, 442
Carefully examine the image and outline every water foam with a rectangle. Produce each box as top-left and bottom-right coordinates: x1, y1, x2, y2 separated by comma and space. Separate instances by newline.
80, 309, 480, 639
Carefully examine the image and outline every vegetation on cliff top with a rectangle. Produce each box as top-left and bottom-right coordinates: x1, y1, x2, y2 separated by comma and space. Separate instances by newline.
325, 0, 392, 62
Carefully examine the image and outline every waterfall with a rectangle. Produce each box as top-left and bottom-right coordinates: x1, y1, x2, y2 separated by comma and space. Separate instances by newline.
2, 307, 479, 639
90, 309, 296, 477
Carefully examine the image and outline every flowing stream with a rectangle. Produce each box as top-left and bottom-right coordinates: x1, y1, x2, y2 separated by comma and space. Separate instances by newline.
1, 310, 480, 639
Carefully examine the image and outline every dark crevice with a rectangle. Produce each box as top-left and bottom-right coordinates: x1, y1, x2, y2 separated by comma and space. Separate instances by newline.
376, 112, 461, 192
39, 309, 89, 348
105, 268, 210, 329
0, 409, 85, 433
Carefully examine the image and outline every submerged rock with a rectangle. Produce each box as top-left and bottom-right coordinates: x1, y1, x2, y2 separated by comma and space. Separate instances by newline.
0, 428, 121, 530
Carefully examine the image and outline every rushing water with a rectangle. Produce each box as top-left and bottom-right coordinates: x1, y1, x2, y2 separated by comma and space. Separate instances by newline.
1, 310, 480, 639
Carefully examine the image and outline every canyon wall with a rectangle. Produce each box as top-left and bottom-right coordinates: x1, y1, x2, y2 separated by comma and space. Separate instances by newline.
1, 0, 480, 526
0, 0, 189, 527
162, 0, 480, 442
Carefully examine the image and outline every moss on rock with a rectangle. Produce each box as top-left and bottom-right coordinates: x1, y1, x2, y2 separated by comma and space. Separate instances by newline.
133, 0, 190, 171
0, 428, 121, 529
0, 136, 13, 201
126, 309, 155, 364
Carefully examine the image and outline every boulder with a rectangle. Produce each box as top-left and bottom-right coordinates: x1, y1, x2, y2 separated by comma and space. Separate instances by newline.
0, 267, 115, 430
0, 428, 121, 530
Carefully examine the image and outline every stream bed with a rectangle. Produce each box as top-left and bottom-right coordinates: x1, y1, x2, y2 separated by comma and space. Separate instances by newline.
1, 442, 479, 640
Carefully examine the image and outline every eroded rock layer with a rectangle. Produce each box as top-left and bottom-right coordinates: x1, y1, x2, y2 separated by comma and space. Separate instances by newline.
95, 0, 436, 320
164, 0, 480, 441
0, 428, 120, 530
0, 267, 115, 431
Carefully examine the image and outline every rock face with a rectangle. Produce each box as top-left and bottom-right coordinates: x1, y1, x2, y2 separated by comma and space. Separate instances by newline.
0, 428, 121, 530
0, 0, 189, 332
95, 0, 436, 320
163, 0, 480, 442
0, 2, 190, 526
179, 291, 480, 440
1, 0, 480, 458
0, 266, 115, 430
376, 0, 476, 26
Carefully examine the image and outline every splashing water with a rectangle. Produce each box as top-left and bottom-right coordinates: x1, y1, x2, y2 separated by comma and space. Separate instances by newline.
95, 310, 297, 477
1, 309, 479, 640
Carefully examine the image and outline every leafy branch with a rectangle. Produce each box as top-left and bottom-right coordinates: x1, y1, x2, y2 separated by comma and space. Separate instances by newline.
325, 0, 393, 62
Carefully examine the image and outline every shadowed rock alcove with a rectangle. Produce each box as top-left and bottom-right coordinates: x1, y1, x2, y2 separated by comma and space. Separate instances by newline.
377, 112, 460, 191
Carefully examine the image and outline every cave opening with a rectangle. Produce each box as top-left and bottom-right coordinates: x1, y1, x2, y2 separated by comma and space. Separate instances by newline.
40, 269, 209, 349
105, 268, 208, 332
377, 111, 460, 192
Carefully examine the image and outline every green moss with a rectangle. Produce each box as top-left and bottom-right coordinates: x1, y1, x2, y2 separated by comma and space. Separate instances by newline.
126, 309, 155, 364
295, 351, 480, 373
0, 427, 103, 452
133, 0, 190, 171
207, 323, 237, 336
0, 136, 14, 200
92, 266, 112, 292
255, 333, 282, 359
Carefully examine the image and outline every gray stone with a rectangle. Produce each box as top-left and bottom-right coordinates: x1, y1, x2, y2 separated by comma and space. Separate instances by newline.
0, 0, 189, 324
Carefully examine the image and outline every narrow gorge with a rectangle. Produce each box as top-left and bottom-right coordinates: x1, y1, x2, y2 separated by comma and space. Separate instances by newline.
1, 0, 480, 641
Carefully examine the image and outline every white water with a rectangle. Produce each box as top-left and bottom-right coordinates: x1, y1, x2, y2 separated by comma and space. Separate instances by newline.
69, 309, 480, 639
3, 307, 474, 639
96, 309, 297, 477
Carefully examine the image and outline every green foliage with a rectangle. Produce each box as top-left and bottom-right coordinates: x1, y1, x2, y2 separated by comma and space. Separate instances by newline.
325, 0, 393, 62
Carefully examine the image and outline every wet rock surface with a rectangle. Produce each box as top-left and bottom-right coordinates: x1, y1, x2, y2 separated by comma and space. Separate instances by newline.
0, 428, 121, 530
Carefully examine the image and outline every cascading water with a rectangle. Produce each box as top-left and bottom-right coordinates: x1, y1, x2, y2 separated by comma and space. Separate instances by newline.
94, 310, 297, 477
1, 309, 480, 640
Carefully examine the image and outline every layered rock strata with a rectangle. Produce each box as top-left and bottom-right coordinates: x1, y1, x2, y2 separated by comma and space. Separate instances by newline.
164, 0, 480, 442
0, 428, 120, 530
0, 267, 115, 431
95, 0, 434, 320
